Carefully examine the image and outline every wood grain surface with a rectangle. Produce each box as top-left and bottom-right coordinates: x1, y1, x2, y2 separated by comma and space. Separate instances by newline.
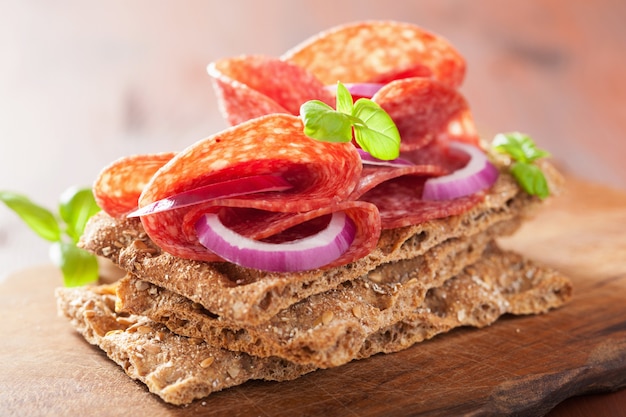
2, 177, 625, 417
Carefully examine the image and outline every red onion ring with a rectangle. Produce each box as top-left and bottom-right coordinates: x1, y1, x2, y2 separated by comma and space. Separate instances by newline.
195, 211, 356, 272
422, 142, 499, 200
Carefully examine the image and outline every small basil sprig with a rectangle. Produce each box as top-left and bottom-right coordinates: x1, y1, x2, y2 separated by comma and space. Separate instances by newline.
492, 132, 551, 199
300, 81, 401, 160
0, 187, 101, 286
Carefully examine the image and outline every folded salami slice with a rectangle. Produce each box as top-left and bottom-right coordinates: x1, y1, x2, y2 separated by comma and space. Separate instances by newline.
282, 21, 466, 89
94, 152, 176, 218
93, 114, 381, 267
93, 19, 503, 270
208, 55, 335, 127
359, 176, 484, 229
92, 110, 499, 267
372, 78, 479, 151
349, 139, 486, 229
207, 22, 477, 153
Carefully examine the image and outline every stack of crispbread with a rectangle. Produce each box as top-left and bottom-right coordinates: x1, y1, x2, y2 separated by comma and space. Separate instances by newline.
55, 165, 572, 405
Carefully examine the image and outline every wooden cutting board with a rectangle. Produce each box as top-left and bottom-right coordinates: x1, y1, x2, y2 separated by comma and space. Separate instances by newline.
2, 177, 626, 417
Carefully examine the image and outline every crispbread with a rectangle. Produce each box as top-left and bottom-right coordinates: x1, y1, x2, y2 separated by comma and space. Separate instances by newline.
80, 167, 561, 326
55, 245, 571, 406
55, 284, 316, 406
116, 221, 518, 368
358, 245, 572, 358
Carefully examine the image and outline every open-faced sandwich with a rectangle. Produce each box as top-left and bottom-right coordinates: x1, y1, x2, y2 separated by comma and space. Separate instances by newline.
55, 21, 572, 405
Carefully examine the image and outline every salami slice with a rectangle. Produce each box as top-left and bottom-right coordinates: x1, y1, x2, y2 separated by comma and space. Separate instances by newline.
182, 200, 381, 267
282, 21, 466, 89
208, 56, 334, 126
93, 152, 175, 218
373, 78, 479, 152
352, 140, 483, 229
87, 21, 502, 274
136, 114, 379, 265
349, 164, 446, 201
208, 21, 467, 129
358, 175, 484, 229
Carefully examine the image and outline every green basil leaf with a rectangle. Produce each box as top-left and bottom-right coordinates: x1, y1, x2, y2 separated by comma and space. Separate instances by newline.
300, 100, 353, 143
523, 145, 551, 163
514, 132, 550, 162
493, 133, 528, 161
493, 132, 550, 163
59, 186, 101, 243
0, 191, 61, 242
510, 162, 550, 199
352, 99, 401, 160
335, 81, 354, 115
50, 241, 99, 287
300, 82, 401, 160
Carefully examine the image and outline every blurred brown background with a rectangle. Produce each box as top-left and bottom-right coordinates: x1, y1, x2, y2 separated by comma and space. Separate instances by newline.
1, 1, 625, 277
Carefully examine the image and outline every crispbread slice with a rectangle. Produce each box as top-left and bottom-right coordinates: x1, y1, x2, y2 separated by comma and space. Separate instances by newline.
116, 222, 516, 368
55, 245, 571, 406
55, 284, 316, 406
80, 168, 560, 326
358, 245, 572, 358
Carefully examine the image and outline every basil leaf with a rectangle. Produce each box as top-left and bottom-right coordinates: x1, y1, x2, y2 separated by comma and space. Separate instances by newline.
0, 191, 61, 242
300, 81, 401, 160
493, 132, 550, 163
511, 162, 550, 199
59, 186, 101, 243
300, 100, 353, 143
493, 143, 521, 160
492, 132, 551, 199
335, 81, 354, 115
352, 99, 401, 160
50, 241, 99, 287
